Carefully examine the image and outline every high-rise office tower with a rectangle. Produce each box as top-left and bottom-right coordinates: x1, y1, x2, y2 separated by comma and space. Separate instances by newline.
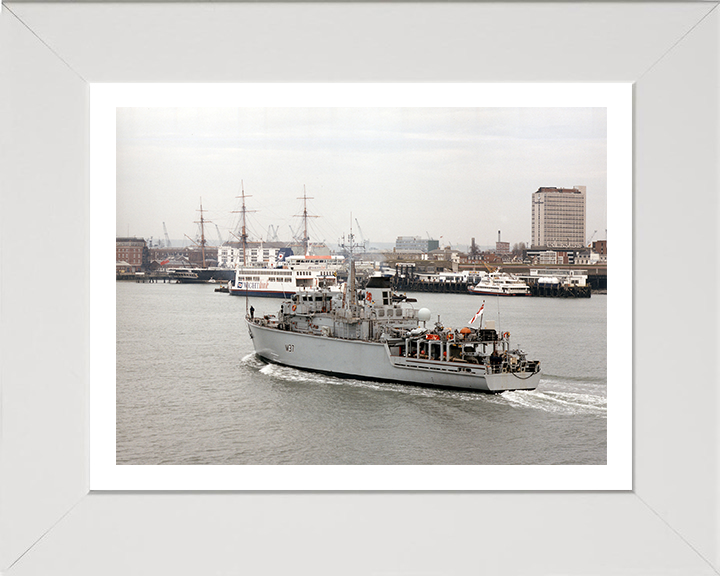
531, 186, 586, 248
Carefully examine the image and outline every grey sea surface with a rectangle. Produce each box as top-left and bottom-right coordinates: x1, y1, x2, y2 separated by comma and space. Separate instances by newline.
116, 281, 607, 465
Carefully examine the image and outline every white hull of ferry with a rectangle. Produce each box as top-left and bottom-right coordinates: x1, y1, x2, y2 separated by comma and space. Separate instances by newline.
230, 282, 297, 298
230, 257, 341, 298
247, 320, 540, 392
468, 286, 530, 297
468, 273, 530, 297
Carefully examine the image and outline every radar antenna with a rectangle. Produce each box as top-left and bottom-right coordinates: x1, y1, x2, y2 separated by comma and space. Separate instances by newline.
338, 213, 364, 308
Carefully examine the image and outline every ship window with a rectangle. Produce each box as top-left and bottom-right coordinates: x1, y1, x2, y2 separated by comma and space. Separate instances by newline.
378, 310, 385, 317
396, 309, 403, 317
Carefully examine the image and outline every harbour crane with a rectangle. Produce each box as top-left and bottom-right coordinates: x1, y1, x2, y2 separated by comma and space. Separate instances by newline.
163, 222, 171, 247
354, 218, 367, 250
289, 224, 303, 244
215, 224, 224, 246
267, 225, 279, 243
588, 230, 598, 247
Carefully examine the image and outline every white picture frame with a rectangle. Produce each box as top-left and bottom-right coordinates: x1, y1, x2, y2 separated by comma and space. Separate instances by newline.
1, 2, 718, 574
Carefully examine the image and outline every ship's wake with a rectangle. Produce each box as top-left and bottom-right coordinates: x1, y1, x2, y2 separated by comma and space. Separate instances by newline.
242, 353, 606, 416
495, 388, 607, 416
244, 355, 484, 399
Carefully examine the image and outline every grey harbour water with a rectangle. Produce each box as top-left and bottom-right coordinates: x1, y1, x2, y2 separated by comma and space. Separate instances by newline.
116, 282, 607, 465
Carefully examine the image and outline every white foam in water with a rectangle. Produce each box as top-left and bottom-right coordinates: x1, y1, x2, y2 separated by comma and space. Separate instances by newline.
253, 358, 475, 400
258, 363, 309, 381
258, 362, 346, 389
499, 388, 606, 416
240, 353, 266, 370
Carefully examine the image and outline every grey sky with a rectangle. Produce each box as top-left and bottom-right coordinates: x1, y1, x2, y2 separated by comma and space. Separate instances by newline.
117, 107, 607, 249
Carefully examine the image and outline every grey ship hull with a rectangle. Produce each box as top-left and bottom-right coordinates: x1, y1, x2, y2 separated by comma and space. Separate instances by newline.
247, 320, 540, 393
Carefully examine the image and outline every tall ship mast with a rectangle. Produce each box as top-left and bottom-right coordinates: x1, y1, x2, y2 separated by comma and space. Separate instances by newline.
227, 187, 344, 298
231, 181, 255, 266
169, 198, 235, 284
295, 186, 318, 256
194, 198, 210, 268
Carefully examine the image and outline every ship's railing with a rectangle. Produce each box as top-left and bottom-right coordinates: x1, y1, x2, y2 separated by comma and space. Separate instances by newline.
486, 361, 537, 375
486, 363, 504, 374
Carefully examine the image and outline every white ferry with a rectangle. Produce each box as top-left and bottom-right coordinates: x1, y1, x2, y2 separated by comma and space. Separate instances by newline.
468, 272, 530, 296
229, 255, 345, 298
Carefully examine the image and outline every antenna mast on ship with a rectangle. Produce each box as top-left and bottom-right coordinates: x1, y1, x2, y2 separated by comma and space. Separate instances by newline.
339, 213, 363, 308
295, 185, 318, 256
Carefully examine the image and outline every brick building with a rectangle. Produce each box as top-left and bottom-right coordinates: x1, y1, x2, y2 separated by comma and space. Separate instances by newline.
116, 237, 149, 272
592, 240, 607, 256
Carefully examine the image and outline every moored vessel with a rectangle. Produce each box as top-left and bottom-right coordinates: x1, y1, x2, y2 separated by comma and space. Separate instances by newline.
168, 267, 235, 283
168, 269, 203, 283
468, 271, 530, 296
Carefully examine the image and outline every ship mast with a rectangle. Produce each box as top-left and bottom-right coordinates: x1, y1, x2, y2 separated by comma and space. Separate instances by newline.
339, 214, 363, 309
232, 181, 256, 266
194, 198, 211, 268
231, 181, 257, 317
295, 185, 318, 256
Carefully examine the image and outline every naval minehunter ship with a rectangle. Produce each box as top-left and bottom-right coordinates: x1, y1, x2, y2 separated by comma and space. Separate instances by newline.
246, 271, 541, 393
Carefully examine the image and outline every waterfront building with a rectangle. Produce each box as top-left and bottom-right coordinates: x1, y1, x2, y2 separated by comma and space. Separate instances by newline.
148, 246, 188, 263
525, 247, 581, 265
531, 186, 586, 248
592, 240, 607, 256
537, 250, 564, 265
216, 241, 328, 268
429, 247, 461, 272
187, 246, 218, 268
116, 237, 149, 272
395, 236, 440, 253
576, 250, 606, 265
495, 241, 510, 255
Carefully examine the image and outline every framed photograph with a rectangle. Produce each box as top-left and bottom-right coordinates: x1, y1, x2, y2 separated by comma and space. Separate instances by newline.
2, 2, 718, 574
92, 83, 631, 492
